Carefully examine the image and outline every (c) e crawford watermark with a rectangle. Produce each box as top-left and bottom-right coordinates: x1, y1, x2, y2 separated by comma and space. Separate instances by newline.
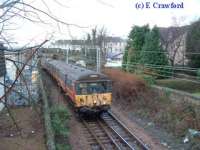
135, 2, 184, 9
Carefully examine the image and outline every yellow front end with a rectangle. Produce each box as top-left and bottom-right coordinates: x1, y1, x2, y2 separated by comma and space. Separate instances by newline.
75, 93, 112, 108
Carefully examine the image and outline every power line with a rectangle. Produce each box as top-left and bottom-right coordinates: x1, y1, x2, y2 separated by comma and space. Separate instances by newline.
80, 55, 199, 72
119, 63, 200, 84
72, 55, 200, 84
123, 62, 198, 72
123, 49, 200, 55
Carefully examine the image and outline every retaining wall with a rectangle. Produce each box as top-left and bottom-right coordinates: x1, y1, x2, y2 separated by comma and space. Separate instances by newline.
151, 85, 200, 105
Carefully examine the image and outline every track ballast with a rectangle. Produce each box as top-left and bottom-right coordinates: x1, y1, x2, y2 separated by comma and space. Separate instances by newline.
80, 111, 149, 150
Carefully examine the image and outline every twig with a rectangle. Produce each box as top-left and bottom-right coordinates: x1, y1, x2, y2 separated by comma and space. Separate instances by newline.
0, 40, 48, 102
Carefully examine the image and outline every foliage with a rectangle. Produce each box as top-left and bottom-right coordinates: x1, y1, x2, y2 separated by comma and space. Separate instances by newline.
140, 27, 171, 77
106, 68, 200, 148
186, 20, 200, 68
51, 105, 70, 137
142, 75, 156, 85
128, 25, 150, 51
124, 25, 150, 72
56, 144, 71, 150
122, 49, 128, 71
123, 25, 171, 77
127, 48, 140, 72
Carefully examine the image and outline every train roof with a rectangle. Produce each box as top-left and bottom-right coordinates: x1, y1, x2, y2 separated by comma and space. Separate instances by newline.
47, 59, 109, 81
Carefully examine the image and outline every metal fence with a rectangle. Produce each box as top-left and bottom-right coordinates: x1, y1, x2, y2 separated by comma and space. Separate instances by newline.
0, 44, 6, 77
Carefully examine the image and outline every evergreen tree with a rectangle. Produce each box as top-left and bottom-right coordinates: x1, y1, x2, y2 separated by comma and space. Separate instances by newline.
122, 48, 128, 71
186, 20, 200, 68
140, 26, 170, 77
124, 25, 150, 72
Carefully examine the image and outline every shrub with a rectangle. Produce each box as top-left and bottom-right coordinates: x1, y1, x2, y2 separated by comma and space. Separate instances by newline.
56, 144, 71, 150
51, 105, 70, 137
142, 75, 156, 85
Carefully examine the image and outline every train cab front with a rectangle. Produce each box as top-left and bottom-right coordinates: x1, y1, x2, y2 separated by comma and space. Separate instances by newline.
74, 81, 112, 114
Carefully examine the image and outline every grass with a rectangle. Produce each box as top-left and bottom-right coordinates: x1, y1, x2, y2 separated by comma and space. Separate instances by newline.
192, 92, 200, 97
156, 79, 200, 93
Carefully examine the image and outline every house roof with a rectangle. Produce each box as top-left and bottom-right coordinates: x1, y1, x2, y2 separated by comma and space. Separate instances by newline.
52, 36, 126, 47
159, 26, 189, 44
104, 36, 126, 43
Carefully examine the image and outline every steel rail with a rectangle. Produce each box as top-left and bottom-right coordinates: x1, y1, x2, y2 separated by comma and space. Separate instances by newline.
97, 120, 122, 150
106, 111, 149, 150
101, 116, 135, 150
81, 119, 107, 150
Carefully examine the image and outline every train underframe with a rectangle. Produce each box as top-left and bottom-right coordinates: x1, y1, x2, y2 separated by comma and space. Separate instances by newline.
76, 105, 110, 114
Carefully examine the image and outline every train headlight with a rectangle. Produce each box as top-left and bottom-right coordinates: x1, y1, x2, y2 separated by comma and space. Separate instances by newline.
103, 101, 106, 105
94, 100, 97, 104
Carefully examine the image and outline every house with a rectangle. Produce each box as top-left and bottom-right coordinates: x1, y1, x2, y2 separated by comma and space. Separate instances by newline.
104, 36, 126, 54
50, 40, 85, 51
51, 36, 126, 54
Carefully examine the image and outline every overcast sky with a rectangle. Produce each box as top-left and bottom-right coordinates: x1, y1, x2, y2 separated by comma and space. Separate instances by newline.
8, 0, 200, 46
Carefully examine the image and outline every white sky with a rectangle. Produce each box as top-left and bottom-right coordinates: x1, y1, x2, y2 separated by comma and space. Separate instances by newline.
7, 0, 200, 46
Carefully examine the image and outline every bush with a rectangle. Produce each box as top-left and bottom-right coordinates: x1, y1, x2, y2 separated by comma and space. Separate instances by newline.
142, 75, 156, 85
51, 105, 70, 137
56, 144, 71, 150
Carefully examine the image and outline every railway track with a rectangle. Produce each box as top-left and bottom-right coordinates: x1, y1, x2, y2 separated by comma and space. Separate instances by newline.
80, 111, 149, 150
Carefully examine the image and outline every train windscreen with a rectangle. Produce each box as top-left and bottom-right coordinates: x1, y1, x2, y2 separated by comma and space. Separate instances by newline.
76, 81, 112, 95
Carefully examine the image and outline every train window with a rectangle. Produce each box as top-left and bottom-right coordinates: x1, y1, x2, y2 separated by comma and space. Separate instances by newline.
87, 83, 105, 93
107, 81, 112, 92
76, 83, 86, 95
75, 81, 112, 95
78, 83, 87, 95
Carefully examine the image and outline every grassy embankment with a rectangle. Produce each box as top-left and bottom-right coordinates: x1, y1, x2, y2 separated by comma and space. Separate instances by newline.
156, 79, 200, 96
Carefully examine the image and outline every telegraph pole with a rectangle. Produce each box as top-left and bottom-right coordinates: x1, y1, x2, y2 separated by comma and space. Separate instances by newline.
96, 48, 99, 72
66, 48, 69, 64
96, 47, 101, 73
0, 44, 6, 110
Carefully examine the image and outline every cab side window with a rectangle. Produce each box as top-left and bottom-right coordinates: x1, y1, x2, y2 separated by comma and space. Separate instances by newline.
66, 78, 72, 89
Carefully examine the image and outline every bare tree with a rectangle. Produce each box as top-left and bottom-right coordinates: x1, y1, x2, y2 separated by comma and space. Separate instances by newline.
97, 26, 107, 67
85, 26, 107, 68
160, 17, 187, 67
0, 0, 86, 48
0, 0, 87, 139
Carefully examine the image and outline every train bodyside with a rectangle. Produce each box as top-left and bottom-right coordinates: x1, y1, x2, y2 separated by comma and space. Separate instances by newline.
41, 59, 112, 113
